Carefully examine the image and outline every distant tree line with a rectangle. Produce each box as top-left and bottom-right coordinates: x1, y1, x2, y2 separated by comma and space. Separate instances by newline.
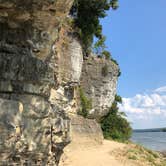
134, 128, 166, 132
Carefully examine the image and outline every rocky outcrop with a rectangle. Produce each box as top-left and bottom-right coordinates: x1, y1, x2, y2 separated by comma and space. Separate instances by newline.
0, 0, 119, 165
81, 56, 119, 119
0, 0, 77, 165
70, 115, 103, 145
56, 33, 83, 84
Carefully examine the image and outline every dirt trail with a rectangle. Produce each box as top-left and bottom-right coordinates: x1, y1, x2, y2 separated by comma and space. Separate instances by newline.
59, 140, 137, 166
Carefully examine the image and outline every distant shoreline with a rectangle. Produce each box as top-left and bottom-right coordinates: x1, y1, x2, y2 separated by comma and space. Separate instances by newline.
133, 127, 166, 132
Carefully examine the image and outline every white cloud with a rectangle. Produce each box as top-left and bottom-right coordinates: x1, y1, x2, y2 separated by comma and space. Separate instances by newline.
119, 86, 166, 124
154, 86, 166, 93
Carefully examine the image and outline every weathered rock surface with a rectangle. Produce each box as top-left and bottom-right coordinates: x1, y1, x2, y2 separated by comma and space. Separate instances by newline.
0, 0, 119, 165
0, 0, 77, 165
81, 56, 119, 119
70, 115, 103, 145
0, 97, 70, 165
56, 34, 83, 84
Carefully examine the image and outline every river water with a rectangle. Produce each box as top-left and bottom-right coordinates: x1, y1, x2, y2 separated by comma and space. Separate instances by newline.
131, 132, 166, 152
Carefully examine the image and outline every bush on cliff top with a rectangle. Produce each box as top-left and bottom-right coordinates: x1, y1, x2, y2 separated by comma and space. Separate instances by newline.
100, 95, 132, 142
71, 0, 119, 52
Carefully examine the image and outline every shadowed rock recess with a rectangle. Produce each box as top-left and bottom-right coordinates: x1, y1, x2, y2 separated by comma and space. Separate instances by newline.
0, 0, 119, 165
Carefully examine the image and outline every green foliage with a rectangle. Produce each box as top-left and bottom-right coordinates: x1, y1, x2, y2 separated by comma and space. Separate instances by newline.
111, 58, 118, 65
128, 155, 137, 160
117, 70, 121, 77
126, 145, 165, 166
102, 50, 111, 60
115, 94, 122, 103
71, 0, 119, 52
111, 58, 121, 77
110, 0, 119, 9
100, 95, 132, 142
66, 17, 75, 27
102, 64, 108, 77
78, 87, 92, 118
93, 36, 106, 55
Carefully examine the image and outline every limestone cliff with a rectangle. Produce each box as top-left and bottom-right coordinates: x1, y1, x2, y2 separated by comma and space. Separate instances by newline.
0, 0, 75, 165
0, 0, 119, 165
81, 55, 119, 119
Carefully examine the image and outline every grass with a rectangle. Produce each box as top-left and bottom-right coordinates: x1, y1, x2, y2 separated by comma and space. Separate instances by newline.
126, 144, 166, 165
78, 87, 92, 118
128, 155, 137, 160
110, 141, 166, 166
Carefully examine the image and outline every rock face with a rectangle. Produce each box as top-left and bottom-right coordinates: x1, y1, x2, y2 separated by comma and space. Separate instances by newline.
0, 0, 78, 165
0, 0, 119, 165
81, 56, 119, 119
70, 115, 103, 145
57, 34, 83, 84
0, 97, 70, 165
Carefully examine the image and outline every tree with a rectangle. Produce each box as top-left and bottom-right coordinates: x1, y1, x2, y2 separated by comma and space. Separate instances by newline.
71, 0, 119, 52
110, 0, 119, 9
93, 36, 106, 55
100, 95, 132, 142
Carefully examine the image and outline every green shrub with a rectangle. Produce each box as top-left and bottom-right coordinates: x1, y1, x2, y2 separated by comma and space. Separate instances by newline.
66, 17, 75, 27
111, 0, 119, 9
111, 58, 118, 65
118, 70, 121, 77
100, 95, 132, 142
78, 87, 92, 118
93, 36, 106, 55
102, 50, 111, 60
128, 155, 137, 160
111, 58, 121, 77
71, 0, 119, 52
115, 94, 122, 103
102, 64, 108, 77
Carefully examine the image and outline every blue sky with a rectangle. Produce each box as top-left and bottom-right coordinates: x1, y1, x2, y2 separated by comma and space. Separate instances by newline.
101, 0, 166, 129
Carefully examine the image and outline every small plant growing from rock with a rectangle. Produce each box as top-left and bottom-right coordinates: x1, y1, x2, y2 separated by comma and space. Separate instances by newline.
111, 58, 118, 65
102, 50, 111, 60
78, 87, 92, 118
111, 58, 121, 77
93, 36, 106, 55
128, 155, 137, 160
